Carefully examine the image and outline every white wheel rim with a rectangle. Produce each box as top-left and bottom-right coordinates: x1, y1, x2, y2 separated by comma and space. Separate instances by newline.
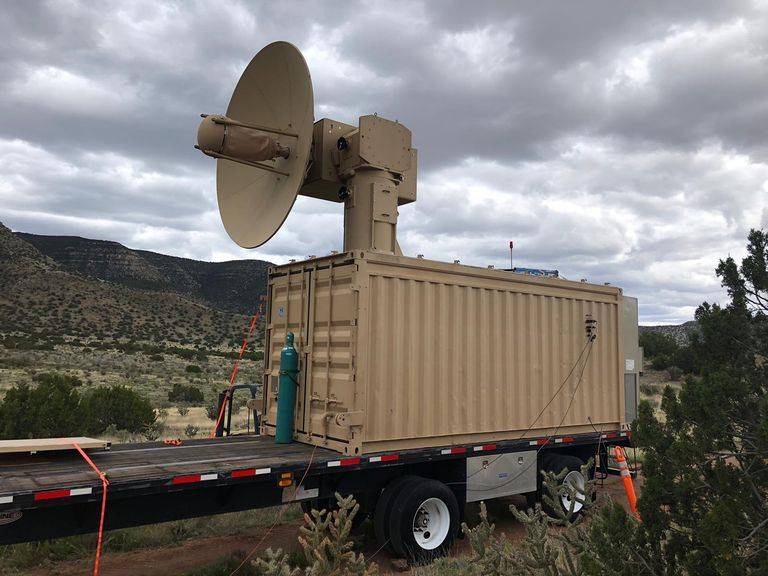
561, 470, 586, 513
412, 497, 450, 550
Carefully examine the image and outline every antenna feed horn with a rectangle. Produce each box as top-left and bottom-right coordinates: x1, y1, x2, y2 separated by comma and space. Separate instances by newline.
196, 114, 291, 163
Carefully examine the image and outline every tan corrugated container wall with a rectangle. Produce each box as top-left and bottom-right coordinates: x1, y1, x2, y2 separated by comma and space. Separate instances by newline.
263, 252, 625, 456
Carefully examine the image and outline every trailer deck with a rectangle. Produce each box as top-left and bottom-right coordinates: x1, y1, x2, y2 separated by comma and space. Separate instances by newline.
2, 435, 329, 494
0, 430, 630, 546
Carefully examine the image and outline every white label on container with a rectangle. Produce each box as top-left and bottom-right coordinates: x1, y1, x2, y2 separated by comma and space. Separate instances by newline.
625, 359, 635, 371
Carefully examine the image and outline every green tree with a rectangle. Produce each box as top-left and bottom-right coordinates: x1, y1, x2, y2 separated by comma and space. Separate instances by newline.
0, 373, 83, 439
80, 385, 156, 435
168, 383, 204, 403
590, 229, 768, 575
639, 332, 679, 359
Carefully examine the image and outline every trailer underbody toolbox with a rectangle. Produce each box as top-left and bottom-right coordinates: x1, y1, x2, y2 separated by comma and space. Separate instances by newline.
0, 431, 631, 546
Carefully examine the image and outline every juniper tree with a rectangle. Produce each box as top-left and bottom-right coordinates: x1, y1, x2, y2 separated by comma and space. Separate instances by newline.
589, 229, 768, 575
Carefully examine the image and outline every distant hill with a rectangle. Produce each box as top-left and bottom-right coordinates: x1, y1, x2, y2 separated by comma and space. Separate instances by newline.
639, 321, 699, 346
16, 232, 269, 315
0, 223, 270, 346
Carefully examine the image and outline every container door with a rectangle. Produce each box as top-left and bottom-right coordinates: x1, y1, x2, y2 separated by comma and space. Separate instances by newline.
303, 262, 358, 444
265, 267, 312, 435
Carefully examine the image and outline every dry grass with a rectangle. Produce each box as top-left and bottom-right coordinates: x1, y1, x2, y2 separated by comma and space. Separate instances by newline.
160, 406, 256, 439
0, 342, 261, 408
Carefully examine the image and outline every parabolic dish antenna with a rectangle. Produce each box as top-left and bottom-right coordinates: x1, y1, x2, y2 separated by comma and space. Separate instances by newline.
197, 41, 417, 255
205, 42, 313, 248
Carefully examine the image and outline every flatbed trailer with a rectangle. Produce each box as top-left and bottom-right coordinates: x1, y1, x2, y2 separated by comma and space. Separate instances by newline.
0, 430, 631, 559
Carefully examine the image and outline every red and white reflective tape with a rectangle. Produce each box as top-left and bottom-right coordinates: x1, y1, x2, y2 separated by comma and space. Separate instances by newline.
231, 467, 271, 478
327, 458, 361, 468
35, 486, 93, 501
601, 432, 618, 439
616, 457, 631, 477
0, 496, 13, 504
473, 444, 497, 452
368, 454, 399, 463
441, 447, 468, 455
171, 473, 218, 485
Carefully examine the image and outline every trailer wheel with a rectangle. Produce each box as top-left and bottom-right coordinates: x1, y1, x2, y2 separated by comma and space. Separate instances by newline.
541, 454, 588, 517
373, 476, 420, 551
388, 478, 459, 562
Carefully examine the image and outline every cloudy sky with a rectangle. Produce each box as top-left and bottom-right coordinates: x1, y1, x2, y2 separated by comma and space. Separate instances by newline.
1, 1, 767, 324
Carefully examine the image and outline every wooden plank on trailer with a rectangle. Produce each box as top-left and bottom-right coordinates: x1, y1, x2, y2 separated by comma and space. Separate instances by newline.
0, 437, 109, 454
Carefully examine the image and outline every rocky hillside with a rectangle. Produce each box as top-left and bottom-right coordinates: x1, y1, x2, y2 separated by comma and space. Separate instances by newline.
639, 321, 699, 346
17, 233, 269, 315
0, 223, 269, 346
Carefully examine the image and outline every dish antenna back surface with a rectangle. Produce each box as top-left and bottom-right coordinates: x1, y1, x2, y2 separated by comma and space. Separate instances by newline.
197, 41, 417, 253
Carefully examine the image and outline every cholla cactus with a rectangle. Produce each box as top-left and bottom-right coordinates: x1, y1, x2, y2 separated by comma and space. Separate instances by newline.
251, 493, 375, 576
462, 460, 599, 576
461, 501, 516, 576
508, 460, 597, 576
252, 548, 301, 576
298, 493, 377, 576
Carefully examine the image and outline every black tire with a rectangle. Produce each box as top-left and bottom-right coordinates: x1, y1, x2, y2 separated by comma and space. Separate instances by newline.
374, 476, 420, 551
388, 478, 460, 562
540, 454, 587, 517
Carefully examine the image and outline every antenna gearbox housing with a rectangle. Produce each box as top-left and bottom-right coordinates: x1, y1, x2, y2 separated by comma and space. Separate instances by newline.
261, 250, 642, 456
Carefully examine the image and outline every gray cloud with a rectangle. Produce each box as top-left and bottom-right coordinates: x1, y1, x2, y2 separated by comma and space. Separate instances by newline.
1, 0, 767, 324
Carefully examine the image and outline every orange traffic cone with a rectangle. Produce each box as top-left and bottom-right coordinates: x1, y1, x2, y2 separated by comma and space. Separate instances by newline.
614, 445, 640, 520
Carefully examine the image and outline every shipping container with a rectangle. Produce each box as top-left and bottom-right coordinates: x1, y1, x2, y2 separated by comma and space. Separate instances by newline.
262, 250, 636, 456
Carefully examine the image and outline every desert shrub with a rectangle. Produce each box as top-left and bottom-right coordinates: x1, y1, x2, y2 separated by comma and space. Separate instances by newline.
0, 373, 83, 439
185, 364, 202, 374
168, 383, 204, 403
650, 353, 671, 370
639, 332, 678, 358
184, 424, 199, 438
205, 402, 219, 421
143, 421, 164, 441
639, 382, 658, 396
149, 354, 164, 362
80, 385, 156, 435
177, 404, 190, 417
666, 366, 682, 381
670, 344, 697, 374
35, 372, 83, 387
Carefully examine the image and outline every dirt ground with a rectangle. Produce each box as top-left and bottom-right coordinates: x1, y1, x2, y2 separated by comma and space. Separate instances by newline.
19, 474, 641, 576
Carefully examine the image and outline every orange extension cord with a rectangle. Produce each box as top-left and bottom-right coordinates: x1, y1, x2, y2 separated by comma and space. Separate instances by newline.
73, 443, 109, 576
210, 304, 263, 438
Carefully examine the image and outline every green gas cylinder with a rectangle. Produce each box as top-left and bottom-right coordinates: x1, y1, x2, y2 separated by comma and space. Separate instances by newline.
275, 332, 299, 444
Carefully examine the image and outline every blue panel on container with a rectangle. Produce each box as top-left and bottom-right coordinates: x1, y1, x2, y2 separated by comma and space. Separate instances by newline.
505, 267, 559, 278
